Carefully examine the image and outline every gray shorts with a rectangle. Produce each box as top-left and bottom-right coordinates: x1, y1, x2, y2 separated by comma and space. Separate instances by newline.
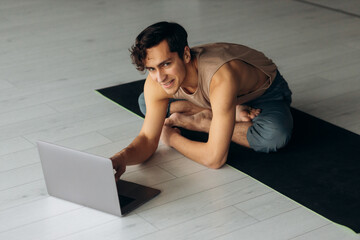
244, 70, 293, 152
138, 70, 293, 153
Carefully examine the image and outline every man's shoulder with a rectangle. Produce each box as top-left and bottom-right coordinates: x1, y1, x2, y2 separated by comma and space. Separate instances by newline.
144, 75, 172, 101
211, 60, 241, 85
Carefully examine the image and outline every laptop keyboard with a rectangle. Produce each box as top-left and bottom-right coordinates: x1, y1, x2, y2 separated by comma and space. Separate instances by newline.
118, 195, 135, 207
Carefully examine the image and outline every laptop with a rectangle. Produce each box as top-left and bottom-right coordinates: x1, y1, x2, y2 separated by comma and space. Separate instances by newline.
37, 141, 161, 216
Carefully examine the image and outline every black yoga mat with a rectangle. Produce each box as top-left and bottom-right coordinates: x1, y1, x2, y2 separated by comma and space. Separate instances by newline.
97, 79, 360, 233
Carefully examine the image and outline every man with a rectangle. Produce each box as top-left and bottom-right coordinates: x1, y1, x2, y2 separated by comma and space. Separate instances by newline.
111, 21, 293, 180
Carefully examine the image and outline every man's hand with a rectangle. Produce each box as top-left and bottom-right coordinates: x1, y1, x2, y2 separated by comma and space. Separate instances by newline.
110, 152, 126, 181
160, 125, 181, 147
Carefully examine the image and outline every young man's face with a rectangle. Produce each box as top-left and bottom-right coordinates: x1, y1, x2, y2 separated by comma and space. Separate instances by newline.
145, 40, 189, 95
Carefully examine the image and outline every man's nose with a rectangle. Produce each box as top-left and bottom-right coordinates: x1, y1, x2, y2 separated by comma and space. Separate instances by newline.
156, 70, 166, 83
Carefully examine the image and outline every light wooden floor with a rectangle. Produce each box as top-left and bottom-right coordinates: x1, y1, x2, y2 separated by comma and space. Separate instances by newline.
1, 0, 359, 239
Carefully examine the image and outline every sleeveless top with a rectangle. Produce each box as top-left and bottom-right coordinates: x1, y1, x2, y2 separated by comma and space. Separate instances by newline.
173, 42, 278, 108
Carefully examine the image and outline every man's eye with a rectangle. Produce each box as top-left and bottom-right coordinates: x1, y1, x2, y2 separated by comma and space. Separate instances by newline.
164, 62, 171, 67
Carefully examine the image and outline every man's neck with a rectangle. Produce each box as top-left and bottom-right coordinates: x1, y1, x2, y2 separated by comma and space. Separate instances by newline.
181, 58, 198, 94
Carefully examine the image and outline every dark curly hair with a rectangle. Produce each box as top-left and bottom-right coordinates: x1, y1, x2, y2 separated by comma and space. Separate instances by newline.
130, 21, 193, 72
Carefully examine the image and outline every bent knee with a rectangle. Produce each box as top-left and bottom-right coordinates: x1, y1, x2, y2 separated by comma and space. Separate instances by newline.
248, 121, 293, 153
265, 127, 292, 152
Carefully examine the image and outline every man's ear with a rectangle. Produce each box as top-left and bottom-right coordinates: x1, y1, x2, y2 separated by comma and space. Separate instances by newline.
184, 46, 191, 63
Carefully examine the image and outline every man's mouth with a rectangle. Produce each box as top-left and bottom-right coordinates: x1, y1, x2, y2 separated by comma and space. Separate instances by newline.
162, 79, 175, 89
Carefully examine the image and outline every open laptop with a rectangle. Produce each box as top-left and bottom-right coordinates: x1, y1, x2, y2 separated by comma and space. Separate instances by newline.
37, 141, 161, 216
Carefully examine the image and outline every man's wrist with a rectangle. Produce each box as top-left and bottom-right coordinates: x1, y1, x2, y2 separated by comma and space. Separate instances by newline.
111, 151, 126, 165
111, 151, 127, 176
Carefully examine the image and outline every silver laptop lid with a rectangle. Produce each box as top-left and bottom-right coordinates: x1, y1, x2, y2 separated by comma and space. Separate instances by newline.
37, 141, 122, 217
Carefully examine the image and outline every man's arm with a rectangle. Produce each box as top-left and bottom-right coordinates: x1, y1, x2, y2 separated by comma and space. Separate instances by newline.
111, 75, 169, 180
162, 63, 239, 169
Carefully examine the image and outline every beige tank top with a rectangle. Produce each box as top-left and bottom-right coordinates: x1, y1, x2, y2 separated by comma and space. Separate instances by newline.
173, 42, 277, 108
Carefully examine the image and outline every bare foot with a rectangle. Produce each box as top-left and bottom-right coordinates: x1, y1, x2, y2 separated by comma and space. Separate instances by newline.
165, 109, 212, 132
235, 105, 261, 122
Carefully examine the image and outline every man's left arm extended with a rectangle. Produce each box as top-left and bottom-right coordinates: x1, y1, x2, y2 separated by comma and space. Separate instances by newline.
161, 73, 238, 169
